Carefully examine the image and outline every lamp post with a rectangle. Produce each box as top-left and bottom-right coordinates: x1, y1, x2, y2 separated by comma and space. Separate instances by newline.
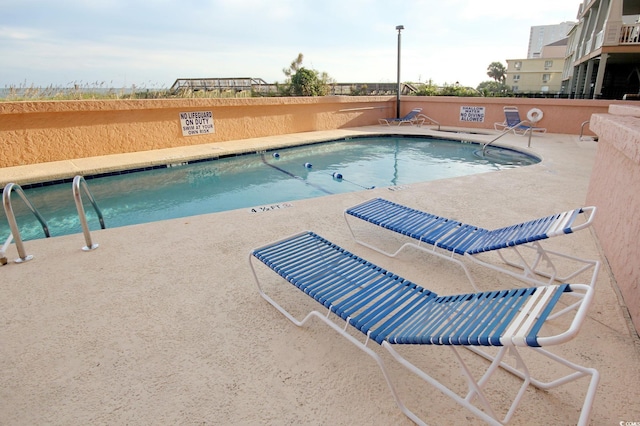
395, 25, 404, 118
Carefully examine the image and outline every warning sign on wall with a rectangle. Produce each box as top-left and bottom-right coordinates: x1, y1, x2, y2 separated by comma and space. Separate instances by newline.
459, 106, 485, 122
179, 111, 214, 136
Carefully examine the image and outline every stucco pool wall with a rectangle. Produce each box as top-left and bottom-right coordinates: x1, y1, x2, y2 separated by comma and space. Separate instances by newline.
0, 96, 630, 169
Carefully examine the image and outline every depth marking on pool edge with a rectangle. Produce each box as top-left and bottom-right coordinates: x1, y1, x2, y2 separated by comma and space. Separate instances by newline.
387, 185, 409, 192
249, 203, 294, 213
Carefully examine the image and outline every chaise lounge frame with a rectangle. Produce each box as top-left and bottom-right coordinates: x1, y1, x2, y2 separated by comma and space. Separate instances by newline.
379, 108, 425, 126
344, 198, 600, 293
493, 106, 547, 136
249, 231, 599, 425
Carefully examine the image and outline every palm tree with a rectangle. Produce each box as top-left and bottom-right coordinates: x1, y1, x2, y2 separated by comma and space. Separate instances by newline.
487, 62, 507, 83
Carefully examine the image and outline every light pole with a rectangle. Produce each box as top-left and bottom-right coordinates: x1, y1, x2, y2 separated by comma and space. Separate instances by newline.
395, 25, 404, 118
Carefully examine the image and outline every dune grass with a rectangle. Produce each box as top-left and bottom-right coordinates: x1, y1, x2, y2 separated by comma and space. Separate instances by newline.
1, 81, 254, 101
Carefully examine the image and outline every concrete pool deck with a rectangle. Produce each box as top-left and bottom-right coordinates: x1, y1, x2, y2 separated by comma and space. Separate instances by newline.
1, 126, 639, 425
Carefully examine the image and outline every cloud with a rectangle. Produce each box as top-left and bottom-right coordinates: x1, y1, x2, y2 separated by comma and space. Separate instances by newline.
0, 0, 580, 88
0, 26, 43, 40
451, 0, 578, 21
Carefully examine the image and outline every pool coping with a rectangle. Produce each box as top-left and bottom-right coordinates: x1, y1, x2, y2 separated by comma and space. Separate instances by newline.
0, 125, 537, 187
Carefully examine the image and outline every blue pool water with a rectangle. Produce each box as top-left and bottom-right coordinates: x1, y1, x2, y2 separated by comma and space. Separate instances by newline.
1, 135, 539, 241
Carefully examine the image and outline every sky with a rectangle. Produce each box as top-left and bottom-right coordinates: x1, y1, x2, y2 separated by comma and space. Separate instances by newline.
1, 0, 581, 90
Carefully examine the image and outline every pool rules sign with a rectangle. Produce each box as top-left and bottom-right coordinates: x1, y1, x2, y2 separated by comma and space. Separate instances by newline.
179, 111, 214, 136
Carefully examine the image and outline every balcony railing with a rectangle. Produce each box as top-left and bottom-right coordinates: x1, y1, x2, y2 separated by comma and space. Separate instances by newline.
585, 36, 593, 53
595, 30, 604, 50
620, 24, 640, 44
574, 23, 640, 61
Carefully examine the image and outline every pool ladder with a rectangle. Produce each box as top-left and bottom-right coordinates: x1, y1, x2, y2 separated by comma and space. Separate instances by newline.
2, 183, 50, 264
73, 175, 105, 251
1, 176, 105, 265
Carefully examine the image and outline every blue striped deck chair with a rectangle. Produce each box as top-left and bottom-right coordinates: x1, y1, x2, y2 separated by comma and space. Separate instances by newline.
344, 198, 599, 293
249, 231, 599, 426
378, 108, 425, 126
494, 106, 547, 136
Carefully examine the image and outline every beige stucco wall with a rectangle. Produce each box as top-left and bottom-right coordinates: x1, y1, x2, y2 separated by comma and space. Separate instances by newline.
0, 97, 392, 168
402, 97, 623, 135
587, 104, 640, 334
0, 96, 632, 168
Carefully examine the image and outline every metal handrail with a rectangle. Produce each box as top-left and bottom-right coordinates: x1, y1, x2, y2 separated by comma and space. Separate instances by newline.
72, 175, 105, 251
416, 114, 441, 130
338, 106, 387, 112
483, 120, 534, 153
482, 127, 516, 153
2, 182, 51, 263
579, 121, 594, 141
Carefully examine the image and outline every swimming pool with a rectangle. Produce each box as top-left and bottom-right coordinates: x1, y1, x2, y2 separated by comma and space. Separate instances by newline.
1, 135, 539, 241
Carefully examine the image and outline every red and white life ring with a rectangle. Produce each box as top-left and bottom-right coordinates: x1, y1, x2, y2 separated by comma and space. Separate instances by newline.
527, 108, 544, 122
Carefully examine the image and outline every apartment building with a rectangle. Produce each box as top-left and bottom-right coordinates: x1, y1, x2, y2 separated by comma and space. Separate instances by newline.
563, 0, 640, 99
507, 39, 568, 94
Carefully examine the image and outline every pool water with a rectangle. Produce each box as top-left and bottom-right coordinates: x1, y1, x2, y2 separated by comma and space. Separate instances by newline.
1, 136, 539, 241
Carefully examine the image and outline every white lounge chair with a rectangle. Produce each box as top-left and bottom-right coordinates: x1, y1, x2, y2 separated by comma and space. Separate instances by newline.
249, 231, 599, 426
344, 198, 600, 291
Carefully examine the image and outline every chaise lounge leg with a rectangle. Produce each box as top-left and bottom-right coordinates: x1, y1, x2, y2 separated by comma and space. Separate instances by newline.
466, 346, 599, 426
495, 242, 600, 287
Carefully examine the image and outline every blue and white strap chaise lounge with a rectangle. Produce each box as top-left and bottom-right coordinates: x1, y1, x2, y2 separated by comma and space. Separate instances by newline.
249, 231, 599, 425
344, 198, 600, 291
378, 108, 425, 126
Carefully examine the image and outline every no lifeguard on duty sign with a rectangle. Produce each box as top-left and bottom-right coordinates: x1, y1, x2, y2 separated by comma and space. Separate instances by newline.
179, 111, 215, 136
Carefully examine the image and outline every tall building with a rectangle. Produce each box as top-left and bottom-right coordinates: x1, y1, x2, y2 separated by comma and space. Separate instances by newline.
528, 22, 576, 58
562, 0, 640, 99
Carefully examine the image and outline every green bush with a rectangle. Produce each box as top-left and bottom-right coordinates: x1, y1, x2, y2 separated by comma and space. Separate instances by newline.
290, 68, 328, 96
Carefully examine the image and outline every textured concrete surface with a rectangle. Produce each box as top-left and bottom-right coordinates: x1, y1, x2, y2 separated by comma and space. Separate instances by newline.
588, 106, 640, 333
1, 126, 639, 425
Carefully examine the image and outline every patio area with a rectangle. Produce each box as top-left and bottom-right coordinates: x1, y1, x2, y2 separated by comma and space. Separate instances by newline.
1, 126, 639, 425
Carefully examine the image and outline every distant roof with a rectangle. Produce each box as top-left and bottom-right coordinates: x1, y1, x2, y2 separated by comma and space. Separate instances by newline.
170, 78, 269, 93
546, 37, 569, 47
